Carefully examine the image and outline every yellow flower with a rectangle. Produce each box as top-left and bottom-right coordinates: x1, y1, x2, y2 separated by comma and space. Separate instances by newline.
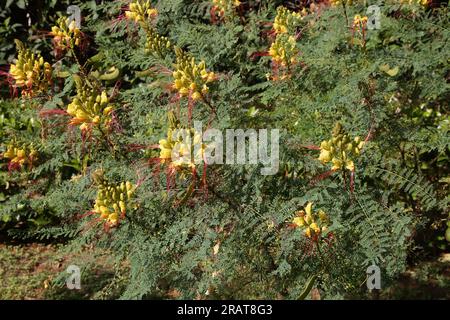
145, 27, 171, 58
345, 160, 355, 171
330, 0, 354, 6
3, 146, 15, 159
147, 8, 158, 16
269, 34, 299, 67
92, 170, 135, 227
159, 138, 174, 160
305, 227, 312, 238
291, 202, 330, 239
100, 91, 108, 104
10, 40, 52, 97
207, 72, 216, 83
103, 106, 113, 116
92, 116, 100, 124
273, 6, 303, 35
66, 75, 114, 131
2, 142, 38, 168
108, 213, 118, 225
179, 87, 189, 96
50, 16, 82, 52
212, 0, 241, 18
317, 123, 363, 172
16, 149, 26, 159
310, 222, 320, 233
192, 91, 202, 101
318, 149, 332, 163
293, 216, 305, 227
125, 0, 158, 27
318, 210, 328, 223
353, 14, 368, 28
305, 202, 312, 215
400, 0, 429, 6
119, 201, 126, 213
159, 122, 207, 170
172, 48, 216, 100
331, 157, 342, 170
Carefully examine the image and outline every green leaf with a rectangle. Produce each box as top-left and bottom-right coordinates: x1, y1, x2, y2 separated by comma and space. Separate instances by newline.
16, 0, 26, 9
386, 66, 399, 77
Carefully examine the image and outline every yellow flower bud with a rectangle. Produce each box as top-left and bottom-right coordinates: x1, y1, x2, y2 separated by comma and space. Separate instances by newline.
127, 190, 133, 199
16, 149, 26, 158
179, 87, 189, 96
207, 72, 215, 83
119, 201, 126, 213
192, 91, 202, 101
103, 106, 113, 116
318, 210, 328, 222
108, 212, 118, 225
92, 116, 100, 124
100, 91, 108, 105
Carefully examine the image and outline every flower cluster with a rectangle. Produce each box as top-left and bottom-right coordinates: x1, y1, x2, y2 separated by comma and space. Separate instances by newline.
268, 7, 301, 77
91, 170, 135, 227
9, 40, 52, 97
125, 0, 158, 28
211, 0, 241, 18
269, 34, 299, 68
353, 15, 368, 29
399, 0, 429, 6
273, 6, 303, 35
2, 142, 38, 170
50, 16, 82, 52
351, 15, 368, 48
292, 202, 329, 239
159, 127, 206, 170
145, 27, 172, 58
172, 48, 216, 101
66, 75, 114, 131
318, 123, 364, 172
330, 0, 355, 6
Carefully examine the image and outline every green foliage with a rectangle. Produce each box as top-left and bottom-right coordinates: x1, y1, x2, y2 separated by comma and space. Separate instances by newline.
0, 0, 448, 299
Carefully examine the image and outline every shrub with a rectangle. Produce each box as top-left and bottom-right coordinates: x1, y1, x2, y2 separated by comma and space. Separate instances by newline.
0, 0, 448, 299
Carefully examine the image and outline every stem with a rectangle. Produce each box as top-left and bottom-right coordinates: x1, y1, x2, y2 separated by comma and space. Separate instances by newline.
200, 94, 217, 125
342, 3, 349, 28
208, 182, 241, 214
97, 125, 116, 156
70, 47, 88, 79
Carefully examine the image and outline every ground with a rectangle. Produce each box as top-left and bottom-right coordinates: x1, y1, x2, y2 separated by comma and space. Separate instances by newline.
0, 242, 448, 299
0, 242, 127, 299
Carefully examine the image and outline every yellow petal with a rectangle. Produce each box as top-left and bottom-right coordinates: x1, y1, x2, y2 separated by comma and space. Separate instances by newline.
310, 222, 320, 233
305, 227, 311, 238
293, 216, 305, 227
345, 160, 355, 171
100, 91, 108, 105
331, 158, 342, 170
305, 202, 313, 215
